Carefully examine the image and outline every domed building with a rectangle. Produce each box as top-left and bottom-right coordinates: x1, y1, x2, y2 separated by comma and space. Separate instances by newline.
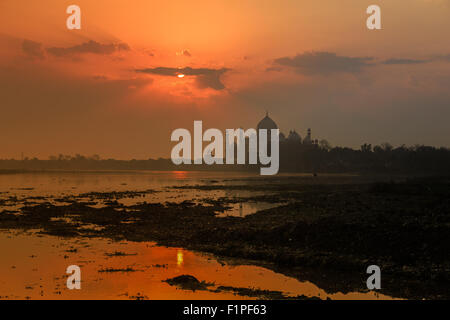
256, 112, 318, 146
257, 112, 278, 131
303, 128, 312, 144
256, 112, 278, 155
287, 130, 302, 142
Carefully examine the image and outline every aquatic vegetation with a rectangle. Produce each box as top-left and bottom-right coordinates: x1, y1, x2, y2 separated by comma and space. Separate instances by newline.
164, 275, 213, 292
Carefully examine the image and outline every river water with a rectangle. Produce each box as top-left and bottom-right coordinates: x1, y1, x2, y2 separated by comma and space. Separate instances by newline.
0, 171, 397, 300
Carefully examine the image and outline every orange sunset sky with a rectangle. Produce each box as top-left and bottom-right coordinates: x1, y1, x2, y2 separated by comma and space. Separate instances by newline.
0, 0, 449, 159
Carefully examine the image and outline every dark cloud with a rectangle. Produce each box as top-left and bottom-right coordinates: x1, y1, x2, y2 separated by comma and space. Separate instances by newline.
382, 58, 430, 65
181, 49, 191, 57
266, 66, 282, 72
381, 55, 450, 65
22, 40, 45, 59
135, 67, 229, 90
274, 51, 374, 75
196, 73, 226, 90
47, 40, 130, 57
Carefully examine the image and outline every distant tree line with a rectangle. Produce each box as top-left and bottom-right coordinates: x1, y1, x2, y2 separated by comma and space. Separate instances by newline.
278, 141, 450, 174
1, 143, 449, 174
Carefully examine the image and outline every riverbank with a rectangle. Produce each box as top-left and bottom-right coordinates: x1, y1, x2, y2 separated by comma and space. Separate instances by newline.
0, 175, 448, 299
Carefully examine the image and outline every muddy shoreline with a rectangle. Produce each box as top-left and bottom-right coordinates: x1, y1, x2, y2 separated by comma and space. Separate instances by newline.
0, 175, 448, 299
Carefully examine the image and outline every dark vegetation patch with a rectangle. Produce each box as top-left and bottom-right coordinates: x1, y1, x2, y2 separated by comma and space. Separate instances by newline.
105, 251, 137, 257
98, 267, 140, 273
163, 275, 319, 299
163, 275, 213, 292
78, 190, 157, 200
0, 175, 448, 299
213, 286, 318, 300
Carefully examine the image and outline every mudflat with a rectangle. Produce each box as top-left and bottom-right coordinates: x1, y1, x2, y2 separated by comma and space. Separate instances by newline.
0, 173, 448, 299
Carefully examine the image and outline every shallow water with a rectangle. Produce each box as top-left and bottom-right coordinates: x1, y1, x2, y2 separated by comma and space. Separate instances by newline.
0, 230, 397, 300
0, 171, 282, 217
0, 171, 399, 300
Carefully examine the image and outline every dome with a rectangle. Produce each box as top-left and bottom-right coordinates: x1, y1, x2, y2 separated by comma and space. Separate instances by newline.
287, 130, 302, 141
257, 112, 278, 131
303, 128, 312, 144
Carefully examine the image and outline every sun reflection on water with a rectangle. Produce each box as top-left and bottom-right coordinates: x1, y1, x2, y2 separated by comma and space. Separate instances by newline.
177, 250, 184, 267
172, 171, 188, 180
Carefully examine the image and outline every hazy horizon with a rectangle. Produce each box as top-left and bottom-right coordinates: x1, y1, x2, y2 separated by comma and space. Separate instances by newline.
1, 0, 450, 160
